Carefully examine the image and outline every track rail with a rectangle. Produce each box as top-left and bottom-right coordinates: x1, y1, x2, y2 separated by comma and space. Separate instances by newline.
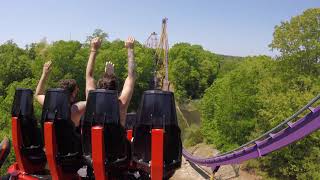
183, 94, 320, 169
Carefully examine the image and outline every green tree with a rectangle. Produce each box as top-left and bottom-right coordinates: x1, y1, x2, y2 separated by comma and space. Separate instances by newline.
31, 40, 88, 99
0, 41, 32, 95
255, 70, 320, 179
200, 8, 320, 179
200, 56, 274, 150
86, 29, 109, 44
270, 8, 320, 75
169, 43, 219, 101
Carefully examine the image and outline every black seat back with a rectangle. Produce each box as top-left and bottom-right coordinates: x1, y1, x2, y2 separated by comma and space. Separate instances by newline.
82, 89, 128, 167
132, 90, 182, 176
41, 88, 82, 170
12, 88, 45, 162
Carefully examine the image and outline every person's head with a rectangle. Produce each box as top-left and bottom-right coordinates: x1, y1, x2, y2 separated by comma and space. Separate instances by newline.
59, 79, 79, 104
97, 73, 118, 91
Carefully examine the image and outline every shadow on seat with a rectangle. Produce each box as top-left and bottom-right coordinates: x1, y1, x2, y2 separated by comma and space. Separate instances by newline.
126, 112, 137, 130
41, 88, 83, 176
82, 89, 129, 178
132, 90, 182, 179
11, 88, 46, 173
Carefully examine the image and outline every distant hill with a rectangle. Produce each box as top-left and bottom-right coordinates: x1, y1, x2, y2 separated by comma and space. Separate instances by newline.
216, 54, 244, 77
216, 54, 244, 60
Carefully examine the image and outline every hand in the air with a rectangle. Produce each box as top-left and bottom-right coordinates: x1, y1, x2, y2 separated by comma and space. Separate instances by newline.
91, 37, 102, 51
43, 61, 52, 75
105, 61, 115, 76
125, 36, 135, 49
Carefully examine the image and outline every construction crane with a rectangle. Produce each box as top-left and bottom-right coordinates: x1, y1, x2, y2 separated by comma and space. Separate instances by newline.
144, 18, 170, 91
157, 18, 170, 91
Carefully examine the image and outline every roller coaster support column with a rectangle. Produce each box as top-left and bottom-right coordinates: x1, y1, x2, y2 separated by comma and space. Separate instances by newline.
210, 166, 220, 180
151, 129, 164, 180
92, 126, 107, 180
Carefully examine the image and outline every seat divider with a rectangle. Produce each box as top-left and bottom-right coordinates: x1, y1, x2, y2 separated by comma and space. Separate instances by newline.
151, 128, 164, 180
92, 126, 107, 180
44, 121, 63, 180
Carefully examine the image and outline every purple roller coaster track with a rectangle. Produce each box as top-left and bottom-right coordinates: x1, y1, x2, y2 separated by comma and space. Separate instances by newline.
183, 94, 320, 171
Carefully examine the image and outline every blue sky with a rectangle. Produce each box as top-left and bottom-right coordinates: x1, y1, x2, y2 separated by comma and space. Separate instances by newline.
0, 0, 319, 56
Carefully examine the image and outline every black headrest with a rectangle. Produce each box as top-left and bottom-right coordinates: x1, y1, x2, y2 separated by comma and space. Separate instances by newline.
41, 88, 71, 122
137, 90, 178, 128
84, 89, 120, 125
125, 112, 136, 129
12, 88, 34, 118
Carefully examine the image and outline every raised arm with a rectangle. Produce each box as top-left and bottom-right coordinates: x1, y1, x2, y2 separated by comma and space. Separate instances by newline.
119, 37, 136, 113
86, 37, 102, 99
35, 61, 52, 106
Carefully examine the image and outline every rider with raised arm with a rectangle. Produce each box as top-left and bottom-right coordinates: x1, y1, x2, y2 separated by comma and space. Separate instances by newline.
35, 61, 86, 127
86, 37, 136, 127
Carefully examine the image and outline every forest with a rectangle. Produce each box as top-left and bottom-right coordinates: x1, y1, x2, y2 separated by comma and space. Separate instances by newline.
0, 8, 320, 179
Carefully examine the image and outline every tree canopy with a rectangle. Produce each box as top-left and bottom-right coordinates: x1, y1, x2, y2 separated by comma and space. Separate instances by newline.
270, 8, 320, 75
169, 43, 219, 101
200, 8, 320, 179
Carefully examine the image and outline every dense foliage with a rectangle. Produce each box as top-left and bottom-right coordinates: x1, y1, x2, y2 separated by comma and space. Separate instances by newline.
169, 43, 220, 101
200, 8, 320, 179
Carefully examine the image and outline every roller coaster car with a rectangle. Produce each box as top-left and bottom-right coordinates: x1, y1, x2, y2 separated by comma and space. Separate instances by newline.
125, 112, 137, 141
9, 88, 47, 174
82, 89, 130, 179
42, 88, 83, 179
132, 90, 182, 179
